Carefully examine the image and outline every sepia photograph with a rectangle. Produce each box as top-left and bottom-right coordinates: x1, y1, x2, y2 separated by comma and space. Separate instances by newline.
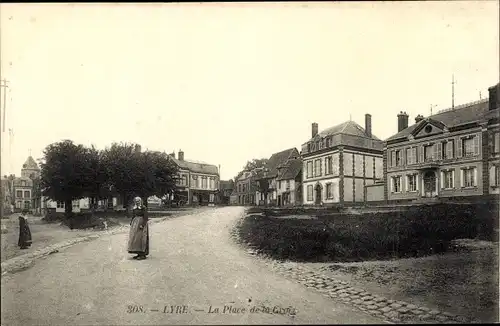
0, 2, 499, 325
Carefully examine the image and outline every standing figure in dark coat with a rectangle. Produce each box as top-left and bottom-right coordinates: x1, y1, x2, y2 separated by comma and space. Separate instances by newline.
18, 210, 32, 249
127, 197, 149, 260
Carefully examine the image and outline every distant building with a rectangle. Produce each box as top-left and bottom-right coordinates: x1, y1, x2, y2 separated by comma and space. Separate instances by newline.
383, 83, 500, 203
275, 158, 303, 206
255, 148, 301, 206
234, 169, 258, 205
300, 115, 384, 206
1, 176, 14, 215
218, 180, 234, 205
169, 150, 220, 206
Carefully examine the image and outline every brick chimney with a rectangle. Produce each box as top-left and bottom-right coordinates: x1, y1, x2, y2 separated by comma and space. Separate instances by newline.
397, 111, 409, 132
169, 152, 175, 159
365, 114, 372, 138
488, 83, 499, 111
415, 114, 424, 124
312, 122, 318, 138
178, 150, 184, 161
134, 144, 141, 153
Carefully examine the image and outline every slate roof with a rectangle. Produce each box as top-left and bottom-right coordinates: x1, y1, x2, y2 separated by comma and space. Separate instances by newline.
171, 157, 219, 175
276, 158, 302, 181
310, 120, 381, 142
386, 99, 490, 141
260, 148, 299, 179
22, 156, 40, 170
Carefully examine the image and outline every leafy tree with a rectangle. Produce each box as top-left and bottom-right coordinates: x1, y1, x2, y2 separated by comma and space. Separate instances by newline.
80, 145, 109, 213
243, 158, 268, 172
101, 142, 142, 215
39, 140, 89, 218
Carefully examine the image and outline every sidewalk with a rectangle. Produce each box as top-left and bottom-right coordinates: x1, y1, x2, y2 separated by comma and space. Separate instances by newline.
1, 207, 208, 276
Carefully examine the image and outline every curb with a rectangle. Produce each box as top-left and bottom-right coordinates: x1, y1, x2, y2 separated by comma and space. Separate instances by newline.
1, 210, 202, 277
230, 215, 473, 325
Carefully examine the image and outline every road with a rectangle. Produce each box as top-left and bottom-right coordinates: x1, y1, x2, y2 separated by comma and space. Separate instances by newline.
1, 207, 383, 325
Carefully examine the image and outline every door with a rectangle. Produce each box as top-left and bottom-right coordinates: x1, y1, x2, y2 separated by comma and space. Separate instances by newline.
315, 185, 322, 205
423, 171, 437, 197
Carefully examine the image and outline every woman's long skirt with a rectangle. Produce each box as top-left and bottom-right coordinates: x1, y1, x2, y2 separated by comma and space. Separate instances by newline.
18, 218, 32, 248
127, 216, 149, 256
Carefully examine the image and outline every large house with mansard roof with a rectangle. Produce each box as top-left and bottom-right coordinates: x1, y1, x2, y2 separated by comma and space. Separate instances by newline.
300, 114, 384, 206
383, 82, 500, 203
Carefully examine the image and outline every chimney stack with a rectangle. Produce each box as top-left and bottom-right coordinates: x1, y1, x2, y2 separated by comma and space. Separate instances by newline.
170, 152, 176, 159
415, 114, 424, 124
488, 83, 499, 111
178, 150, 184, 161
365, 114, 372, 138
312, 122, 318, 138
134, 145, 141, 153
397, 111, 409, 132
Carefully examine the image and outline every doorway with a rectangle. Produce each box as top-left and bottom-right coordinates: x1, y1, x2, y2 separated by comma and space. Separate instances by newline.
423, 171, 437, 197
315, 184, 322, 205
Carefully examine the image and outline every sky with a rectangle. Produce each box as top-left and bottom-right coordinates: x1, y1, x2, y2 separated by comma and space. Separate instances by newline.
0, 2, 498, 180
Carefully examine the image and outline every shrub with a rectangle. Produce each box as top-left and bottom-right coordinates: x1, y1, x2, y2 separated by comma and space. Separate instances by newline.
237, 203, 498, 263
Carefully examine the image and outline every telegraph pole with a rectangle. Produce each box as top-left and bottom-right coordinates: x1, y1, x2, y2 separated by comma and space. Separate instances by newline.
0, 79, 9, 132
451, 74, 456, 109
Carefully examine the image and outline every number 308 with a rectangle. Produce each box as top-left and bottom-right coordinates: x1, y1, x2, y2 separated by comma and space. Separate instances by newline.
127, 305, 145, 313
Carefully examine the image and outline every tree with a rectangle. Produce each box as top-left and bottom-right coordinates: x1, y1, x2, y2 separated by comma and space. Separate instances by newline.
101, 142, 142, 216
257, 177, 272, 205
80, 145, 109, 214
39, 140, 90, 218
243, 158, 268, 172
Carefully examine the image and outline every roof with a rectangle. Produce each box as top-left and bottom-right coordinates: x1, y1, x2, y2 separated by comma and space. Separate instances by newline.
22, 156, 40, 170
170, 157, 219, 175
276, 158, 303, 181
386, 99, 490, 141
312, 120, 381, 141
262, 148, 299, 178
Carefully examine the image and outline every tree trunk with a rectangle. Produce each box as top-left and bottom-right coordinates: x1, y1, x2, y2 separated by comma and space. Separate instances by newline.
124, 193, 132, 218
64, 199, 73, 228
90, 197, 96, 215
141, 196, 149, 220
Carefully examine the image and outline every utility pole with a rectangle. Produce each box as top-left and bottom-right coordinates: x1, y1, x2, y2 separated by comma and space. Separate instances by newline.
451, 74, 456, 109
0, 79, 9, 133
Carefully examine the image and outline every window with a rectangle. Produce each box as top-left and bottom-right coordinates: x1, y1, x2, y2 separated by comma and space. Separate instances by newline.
184, 175, 188, 186
307, 161, 313, 179
391, 176, 402, 193
72, 200, 79, 209
391, 151, 396, 167
493, 132, 500, 154
314, 159, 322, 177
495, 165, 500, 186
16, 190, 22, 198
406, 147, 417, 165
326, 137, 332, 147
442, 170, 454, 189
202, 177, 208, 189
462, 136, 479, 157
395, 150, 402, 166
424, 145, 434, 162
57, 201, 65, 209
278, 181, 282, 190
307, 185, 313, 201
16, 201, 22, 209
326, 183, 333, 199
434, 142, 443, 160
462, 168, 476, 188
238, 184, 242, 193
444, 140, 454, 159
21, 181, 26, 187
407, 174, 417, 192
325, 156, 333, 175
286, 180, 290, 190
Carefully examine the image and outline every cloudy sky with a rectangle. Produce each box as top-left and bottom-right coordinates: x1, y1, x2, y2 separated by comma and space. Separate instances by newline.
0, 2, 498, 180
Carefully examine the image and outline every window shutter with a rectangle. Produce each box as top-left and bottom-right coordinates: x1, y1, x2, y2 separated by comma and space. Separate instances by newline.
437, 143, 443, 159
390, 177, 394, 192
440, 172, 444, 189
320, 158, 323, 176
405, 176, 408, 192
489, 166, 495, 186
460, 169, 464, 187
457, 138, 463, 157
495, 133, 500, 153
418, 146, 423, 163
401, 150, 405, 166
433, 144, 438, 160
391, 151, 395, 167
474, 168, 477, 186
473, 135, 480, 156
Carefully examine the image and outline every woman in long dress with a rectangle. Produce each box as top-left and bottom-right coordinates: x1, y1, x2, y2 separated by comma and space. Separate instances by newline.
127, 197, 149, 260
18, 210, 32, 249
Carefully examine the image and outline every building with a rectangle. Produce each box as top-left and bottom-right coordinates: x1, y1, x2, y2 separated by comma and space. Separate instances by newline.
275, 158, 303, 206
234, 169, 258, 205
218, 180, 234, 205
169, 150, 219, 206
383, 83, 500, 203
255, 148, 301, 206
301, 115, 384, 206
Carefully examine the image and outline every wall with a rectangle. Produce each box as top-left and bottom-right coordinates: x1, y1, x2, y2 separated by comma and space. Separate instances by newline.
190, 172, 219, 191
365, 183, 384, 202
302, 178, 340, 205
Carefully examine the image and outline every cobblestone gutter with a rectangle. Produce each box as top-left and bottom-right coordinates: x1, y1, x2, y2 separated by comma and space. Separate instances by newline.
1, 211, 204, 277
230, 218, 471, 325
